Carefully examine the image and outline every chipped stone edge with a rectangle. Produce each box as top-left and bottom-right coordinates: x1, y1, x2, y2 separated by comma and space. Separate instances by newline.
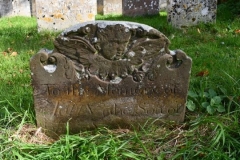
62, 20, 156, 35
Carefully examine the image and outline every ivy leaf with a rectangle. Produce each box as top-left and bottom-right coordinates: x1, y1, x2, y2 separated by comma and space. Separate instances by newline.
213, 96, 222, 104
208, 89, 217, 98
203, 92, 209, 98
188, 91, 198, 98
217, 105, 225, 113
207, 106, 215, 115
202, 102, 209, 108
187, 100, 196, 111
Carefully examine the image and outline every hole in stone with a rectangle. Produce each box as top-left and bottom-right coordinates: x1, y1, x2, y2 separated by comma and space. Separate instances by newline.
192, 18, 196, 22
61, 18, 64, 20
53, 22, 56, 25
42, 15, 45, 18
44, 65, 57, 73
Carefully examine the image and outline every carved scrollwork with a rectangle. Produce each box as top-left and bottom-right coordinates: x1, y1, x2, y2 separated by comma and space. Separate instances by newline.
30, 49, 77, 85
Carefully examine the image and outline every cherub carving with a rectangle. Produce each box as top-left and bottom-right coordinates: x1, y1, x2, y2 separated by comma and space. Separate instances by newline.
53, 21, 170, 82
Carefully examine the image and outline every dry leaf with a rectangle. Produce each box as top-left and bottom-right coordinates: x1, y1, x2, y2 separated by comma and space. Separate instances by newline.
196, 70, 209, 77
197, 28, 201, 34
2, 52, 8, 56
10, 52, 18, 56
235, 29, 240, 34
19, 69, 23, 73
8, 48, 13, 52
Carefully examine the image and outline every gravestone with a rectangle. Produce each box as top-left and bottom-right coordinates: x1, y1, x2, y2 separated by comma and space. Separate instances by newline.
159, 0, 167, 11
30, 0, 37, 17
0, 0, 31, 17
97, 0, 104, 14
35, 0, 97, 31
30, 21, 192, 138
167, 0, 217, 28
123, 0, 159, 16
103, 0, 123, 15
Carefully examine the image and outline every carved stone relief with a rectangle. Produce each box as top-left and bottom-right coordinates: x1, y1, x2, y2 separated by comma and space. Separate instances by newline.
30, 21, 192, 138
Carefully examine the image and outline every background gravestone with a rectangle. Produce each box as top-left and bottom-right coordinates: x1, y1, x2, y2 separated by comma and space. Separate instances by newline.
30, 0, 37, 17
30, 21, 192, 138
103, 0, 123, 15
159, 0, 167, 11
0, 0, 31, 17
35, 0, 97, 31
123, 0, 159, 16
97, 0, 104, 14
167, 0, 217, 28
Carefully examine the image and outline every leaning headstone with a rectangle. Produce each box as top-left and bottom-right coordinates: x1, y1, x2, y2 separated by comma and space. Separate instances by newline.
30, 21, 192, 138
0, 0, 31, 17
123, 0, 159, 16
167, 0, 217, 28
35, 0, 97, 31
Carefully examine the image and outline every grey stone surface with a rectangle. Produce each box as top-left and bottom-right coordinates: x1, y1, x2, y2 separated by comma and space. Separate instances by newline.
159, 0, 167, 11
123, 0, 159, 16
167, 0, 217, 28
0, 0, 12, 17
35, 0, 97, 31
0, 0, 31, 17
103, 0, 122, 15
30, 21, 192, 138
30, 0, 36, 17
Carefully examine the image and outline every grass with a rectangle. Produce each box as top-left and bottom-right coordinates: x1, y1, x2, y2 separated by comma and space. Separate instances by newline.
0, 3, 240, 159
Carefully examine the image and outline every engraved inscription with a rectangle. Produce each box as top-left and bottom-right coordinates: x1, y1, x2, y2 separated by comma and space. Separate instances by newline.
50, 99, 183, 119
44, 83, 182, 97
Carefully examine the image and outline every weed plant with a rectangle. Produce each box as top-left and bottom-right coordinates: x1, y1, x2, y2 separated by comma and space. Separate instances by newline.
0, 2, 240, 159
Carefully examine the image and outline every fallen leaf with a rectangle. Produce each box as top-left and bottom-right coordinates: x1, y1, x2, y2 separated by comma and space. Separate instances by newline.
196, 70, 209, 77
2, 52, 8, 56
10, 52, 18, 56
235, 29, 240, 34
197, 28, 201, 34
8, 48, 13, 52
19, 69, 23, 73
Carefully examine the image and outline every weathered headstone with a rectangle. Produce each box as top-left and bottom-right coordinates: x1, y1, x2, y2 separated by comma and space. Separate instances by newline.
159, 0, 167, 11
30, 21, 192, 138
0, 0, 31, 17
123, 0, 159, 16
167, 0, 217, 28
103, 0, 123, 15
30, 0, 37, 17
35, 0, 97, 31
97, 0, 104, 14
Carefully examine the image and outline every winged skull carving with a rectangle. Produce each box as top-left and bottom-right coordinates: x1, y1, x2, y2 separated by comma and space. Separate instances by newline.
53, 21, 171, 82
